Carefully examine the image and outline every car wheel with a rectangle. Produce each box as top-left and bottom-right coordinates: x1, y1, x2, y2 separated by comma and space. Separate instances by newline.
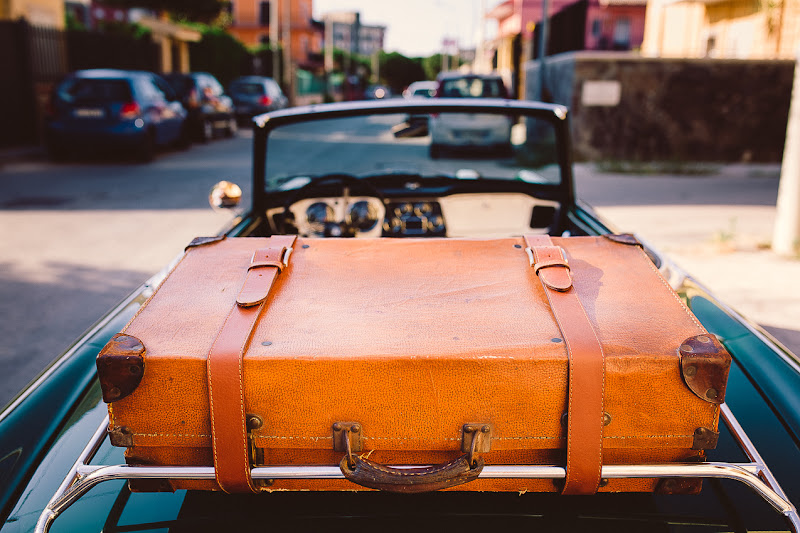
429, 143, 441, 159
225, 117, 237, 138
136, 131, 156, 163
175, 124, 191, 150
497, 142, 514, 158
47, 139, 68, 162
201, 119, 213, 143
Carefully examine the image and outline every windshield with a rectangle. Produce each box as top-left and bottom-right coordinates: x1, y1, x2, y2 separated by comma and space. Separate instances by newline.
265, 110, 561, 191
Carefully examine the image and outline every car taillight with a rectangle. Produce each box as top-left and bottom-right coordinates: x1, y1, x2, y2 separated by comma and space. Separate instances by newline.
45, 95, 56, 118
119, 102, 140, 119
259, 95, 273, 106
188, 88, 199, 108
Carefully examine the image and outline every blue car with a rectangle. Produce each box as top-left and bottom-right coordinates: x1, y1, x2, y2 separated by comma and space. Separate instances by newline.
45, 69, 188, 162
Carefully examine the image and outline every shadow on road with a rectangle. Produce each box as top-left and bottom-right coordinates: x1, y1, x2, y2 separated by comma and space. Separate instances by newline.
0, 261, 151, 408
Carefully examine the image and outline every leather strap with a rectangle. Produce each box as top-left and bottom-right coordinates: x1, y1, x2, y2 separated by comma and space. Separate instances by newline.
524, 234, 605, 495
207, 235, 297, 493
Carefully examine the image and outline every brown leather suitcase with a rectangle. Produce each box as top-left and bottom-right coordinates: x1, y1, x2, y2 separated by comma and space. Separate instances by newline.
97, 235, 730, 494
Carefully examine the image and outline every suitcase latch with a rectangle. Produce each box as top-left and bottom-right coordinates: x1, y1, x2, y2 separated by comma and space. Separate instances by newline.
332, 422, 363, 456
462, 424, 493, 465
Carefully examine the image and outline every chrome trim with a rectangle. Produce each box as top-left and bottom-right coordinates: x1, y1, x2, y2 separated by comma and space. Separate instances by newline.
35, 404, 798, 533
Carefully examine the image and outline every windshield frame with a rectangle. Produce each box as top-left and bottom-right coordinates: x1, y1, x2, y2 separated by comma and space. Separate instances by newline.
251, 99, 575, 215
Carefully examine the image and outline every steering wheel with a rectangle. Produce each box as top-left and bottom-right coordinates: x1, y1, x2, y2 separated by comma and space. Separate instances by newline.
279, 173, 385, 237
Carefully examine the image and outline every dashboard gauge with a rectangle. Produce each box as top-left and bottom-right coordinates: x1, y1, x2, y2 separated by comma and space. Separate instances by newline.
305, 202, 334, 235
415, 202, 433, 217
429, 215, 445, 232
347, 200, 379, 231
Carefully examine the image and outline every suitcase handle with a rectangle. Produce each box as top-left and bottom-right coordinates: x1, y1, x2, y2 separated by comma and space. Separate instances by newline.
338, 423, 485, 493
340, 454, 484, 493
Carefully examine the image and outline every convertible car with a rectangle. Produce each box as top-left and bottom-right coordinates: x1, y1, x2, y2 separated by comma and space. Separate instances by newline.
1, 99, 799, 532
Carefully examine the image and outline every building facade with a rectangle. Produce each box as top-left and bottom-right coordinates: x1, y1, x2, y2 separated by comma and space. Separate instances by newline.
487, 0, 646, 98
323, 11, 385, 57
642, 0, 800, 59
227, 0, 322, 69
1, 0, 64, 27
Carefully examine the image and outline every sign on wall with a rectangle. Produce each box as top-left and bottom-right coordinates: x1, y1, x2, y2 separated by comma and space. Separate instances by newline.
581, 80, 622, 106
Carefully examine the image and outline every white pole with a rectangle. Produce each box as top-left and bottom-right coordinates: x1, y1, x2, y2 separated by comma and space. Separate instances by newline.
270, 0, 279, 79
773, 45, 800, 256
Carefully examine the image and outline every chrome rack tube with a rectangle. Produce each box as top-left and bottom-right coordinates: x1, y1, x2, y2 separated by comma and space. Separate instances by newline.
35, 405, 799, 533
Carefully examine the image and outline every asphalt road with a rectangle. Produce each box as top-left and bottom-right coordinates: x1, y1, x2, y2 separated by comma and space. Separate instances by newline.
1, 128, 797, 409
0, 136, 249, 407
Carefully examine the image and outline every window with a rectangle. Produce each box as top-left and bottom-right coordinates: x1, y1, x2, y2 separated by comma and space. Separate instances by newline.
259, 1, 270, 26
612, 18, 631, 49
591, 19, 602, 37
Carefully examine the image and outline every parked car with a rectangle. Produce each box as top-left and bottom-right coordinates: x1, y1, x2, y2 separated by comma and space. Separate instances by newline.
228, 76, 288, 122
429, 72, 512, 158
161, 72, 237, 142
44, 69, 188, 162
3, 100, 799, 532
403, 80, 438, 99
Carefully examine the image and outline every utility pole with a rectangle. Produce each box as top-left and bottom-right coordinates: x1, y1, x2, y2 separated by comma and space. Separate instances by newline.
773, 44, 800, 256
282, 0, 294, 106
270, 0, 279, 80
537, 0, 550, 101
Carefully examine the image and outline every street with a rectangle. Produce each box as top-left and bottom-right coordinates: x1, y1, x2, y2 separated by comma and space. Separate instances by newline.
0, 136, 249, 406
0, 131, 798, 409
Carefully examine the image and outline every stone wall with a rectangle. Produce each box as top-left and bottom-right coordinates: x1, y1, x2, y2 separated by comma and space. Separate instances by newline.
525, 52, 796, 162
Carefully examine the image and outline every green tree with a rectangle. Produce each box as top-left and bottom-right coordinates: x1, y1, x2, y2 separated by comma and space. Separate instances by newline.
379, 52, 426, 93
422, 54, 443, 81
106, 0, 229, 23
188, 25, 249, 86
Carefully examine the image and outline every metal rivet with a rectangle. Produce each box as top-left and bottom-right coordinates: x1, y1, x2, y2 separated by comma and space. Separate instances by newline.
129, 365, 141, 375
602, 413, 612, 426
598, 478, 609, 488
706, 388, 718, 399
685, 365, 697, 377
697, 335, 711, 343
107, 387, 121, 399
695, 427, 706, 435
680, 344, 694, 353
302, 244, 310, 249
333, 422, 342, 431
261, 341, 272, 346
514, 244, 522, 248
351, 424, 361, 433
551, 338, 563, 343
464, 425, 474, 433
481, 425, 491, 433
246, 415, 263, 430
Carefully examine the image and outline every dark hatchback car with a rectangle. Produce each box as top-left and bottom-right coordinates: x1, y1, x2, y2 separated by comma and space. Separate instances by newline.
45, 69, 188, 162
228, 76, 288, 122
162, 72, 237, 142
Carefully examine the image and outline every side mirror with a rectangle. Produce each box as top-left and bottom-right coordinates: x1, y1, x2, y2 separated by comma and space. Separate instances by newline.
209, 180, 242, 211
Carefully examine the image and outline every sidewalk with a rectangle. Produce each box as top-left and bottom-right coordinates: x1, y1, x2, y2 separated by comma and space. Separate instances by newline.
574, 162, 800, 356
0, 145, 45, 169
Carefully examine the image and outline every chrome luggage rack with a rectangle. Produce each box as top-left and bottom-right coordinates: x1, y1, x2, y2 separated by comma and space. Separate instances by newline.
36, 403, 799, 533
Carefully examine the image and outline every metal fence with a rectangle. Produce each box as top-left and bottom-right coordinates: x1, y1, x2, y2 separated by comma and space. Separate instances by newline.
0, 20, 159, 148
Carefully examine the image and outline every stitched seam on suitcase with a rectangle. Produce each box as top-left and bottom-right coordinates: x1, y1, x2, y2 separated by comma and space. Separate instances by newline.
635, 246, 705, 333
125, 433, 697, 439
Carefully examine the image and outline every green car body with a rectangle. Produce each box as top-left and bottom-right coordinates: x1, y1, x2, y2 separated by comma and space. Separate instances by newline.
2, 100, 799, 532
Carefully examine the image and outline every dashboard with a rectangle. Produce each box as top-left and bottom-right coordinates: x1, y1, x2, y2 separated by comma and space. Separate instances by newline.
267, 192, 559, 238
